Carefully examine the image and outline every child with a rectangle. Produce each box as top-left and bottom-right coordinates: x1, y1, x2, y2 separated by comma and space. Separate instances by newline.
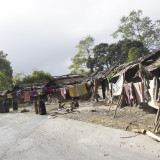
58, 100, 65, 110
70, 98, 79, 110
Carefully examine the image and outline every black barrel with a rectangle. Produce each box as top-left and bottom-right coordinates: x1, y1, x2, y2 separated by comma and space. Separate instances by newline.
39, 101, 46, 115
4, 101, 9, 113
13, 102, 18, 110
0, 102, 5, 113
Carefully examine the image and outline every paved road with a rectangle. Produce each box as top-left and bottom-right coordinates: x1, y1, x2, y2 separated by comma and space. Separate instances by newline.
0, 112, 159, 160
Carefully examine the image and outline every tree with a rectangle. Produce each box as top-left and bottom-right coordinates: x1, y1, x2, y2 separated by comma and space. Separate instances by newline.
13, 72, 24, 86
92, 43, 108, 71
69, 36, 94, 74
21, 69, 52, 84
125, 47, 142, 63
106, 39, 147, 66
112, 10, 160, 49
0, 51, 13, 90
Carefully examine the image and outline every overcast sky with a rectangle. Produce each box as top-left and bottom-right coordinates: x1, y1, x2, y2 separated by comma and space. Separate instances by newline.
1, 0, 160, 76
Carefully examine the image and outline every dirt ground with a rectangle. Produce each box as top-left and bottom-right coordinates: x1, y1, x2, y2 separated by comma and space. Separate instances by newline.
62, 101, 158, 133
18, 100, 159, 134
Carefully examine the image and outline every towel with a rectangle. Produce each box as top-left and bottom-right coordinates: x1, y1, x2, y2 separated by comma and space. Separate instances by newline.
24, 91, 30, 102
82, 83, 88, 95
69, 86, 76, 97
77, 84, 83, 96
60, 88, 66, 99
75, 86, 80, 97
133, 82, 144, 104
30, 90, 38, 97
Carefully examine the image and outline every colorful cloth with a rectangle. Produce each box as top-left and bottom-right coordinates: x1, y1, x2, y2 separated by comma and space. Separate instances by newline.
82, 83, 88, 95
16, 89, 21, 97
60, 88, 66, 99
7, 93, 12, 99
69, 86, 76, 97
75, 86, 80, 97
24, 91, 30, 102
133, 82, 144, 104
77, 84, 83, 96
123, 83, 135, 106
30, 90, 38, 97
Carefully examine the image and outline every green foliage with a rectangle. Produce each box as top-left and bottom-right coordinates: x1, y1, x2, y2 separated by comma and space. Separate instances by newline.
92, 43, 108, 71
0, 51, 13, 90
112, 10, 160, 49
69, 35, 94, 74
125, 47, 142, 63
13, 72, 24, 86
106, 39, 148, 66
13, 70, 52, 85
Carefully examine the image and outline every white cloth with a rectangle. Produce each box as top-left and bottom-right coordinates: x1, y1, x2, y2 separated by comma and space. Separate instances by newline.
113, 74, 123, 96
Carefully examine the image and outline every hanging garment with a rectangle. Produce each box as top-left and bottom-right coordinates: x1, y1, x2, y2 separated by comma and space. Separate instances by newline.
37, 89, 42, 95
24, 91, 30, 102
7, 93, 12, 99
69, 86, 76, 97
133, 82, 144, 104
82, 83, 88, 95
60, 88, 66, 99
30, 90, 38, 97
153, 77, 160, 107
46, 87, 52, 94
94, 79, 99, 92
75, 86, 80, 97
123, 83, 136, 106
16, 89, 21, 97
113, 74, 124, 96
77, 84, 83, 96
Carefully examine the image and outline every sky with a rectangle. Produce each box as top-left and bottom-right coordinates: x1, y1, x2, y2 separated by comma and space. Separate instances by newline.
1, 0, 160, 76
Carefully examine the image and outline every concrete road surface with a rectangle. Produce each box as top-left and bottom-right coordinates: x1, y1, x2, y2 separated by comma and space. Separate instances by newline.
0, 112, 159, 160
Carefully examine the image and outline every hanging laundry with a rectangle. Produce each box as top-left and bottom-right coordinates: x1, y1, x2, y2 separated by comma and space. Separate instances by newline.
30, 90, 38, 97
77, 84, 83, 96
82, 83, 88, 95
16, 89, 21, 97
24, 91, 30, 102
46, 87, 52, 94
7, 93, 12, 99
113, 74, 124, 96
123, 83, 136, 106
60, 88, 66, 99
37, 89, 42, 95
69, 86, 76, 97
153, 77, 160, 107
94, 79, 99, 92
133, 82, 144, 105
75, 86, 80, 97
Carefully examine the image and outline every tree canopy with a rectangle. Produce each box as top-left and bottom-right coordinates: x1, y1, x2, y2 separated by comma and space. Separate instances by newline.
0, 51, 13, 90
13, 70, 52, 85
69, 35, 94, 75
112, 10, 160, 49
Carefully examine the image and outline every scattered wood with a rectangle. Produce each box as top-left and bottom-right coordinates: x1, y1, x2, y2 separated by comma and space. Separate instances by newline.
91, 109, 97, 112
132, 129, 146, 134
120, 134, 139, 139
146, 131, 160, 142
